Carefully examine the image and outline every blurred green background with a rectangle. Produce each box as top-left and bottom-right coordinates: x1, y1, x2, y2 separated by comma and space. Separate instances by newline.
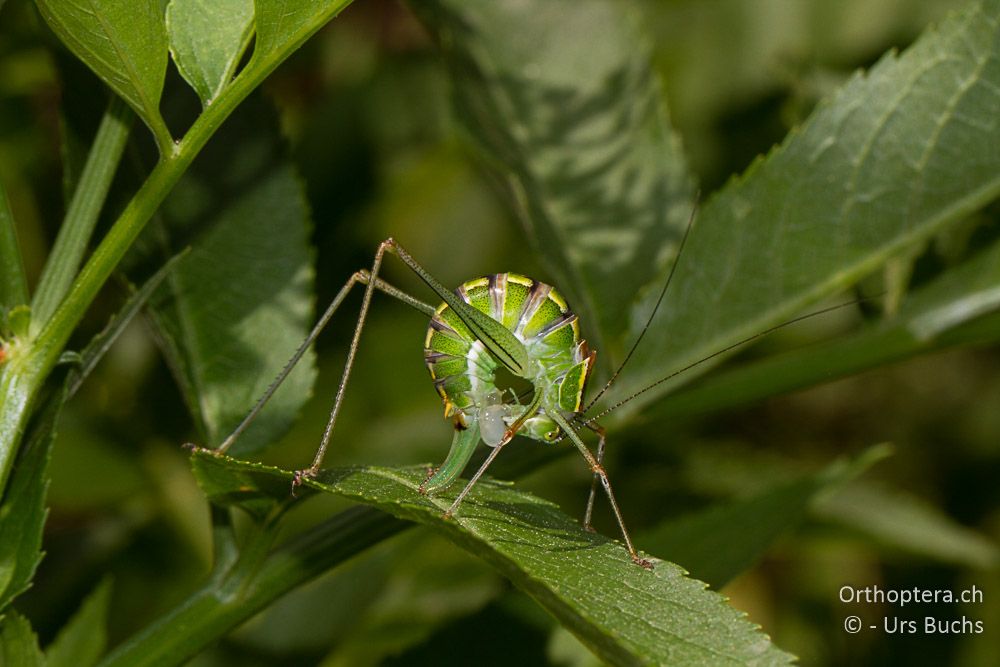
2, 0, 999, 665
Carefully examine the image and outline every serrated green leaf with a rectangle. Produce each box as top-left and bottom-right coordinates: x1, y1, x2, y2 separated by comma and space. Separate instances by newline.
33, 0, 171, 151
605, 0, 1000, 416
45, 578, 112, 667
642, 445, 892, 589
192, 451, 794, 665
0, 610, 44, 667
166, 0, 255, 105
414, 0, 694, 351
148, 157, 316, 455
0, 383, 62, 612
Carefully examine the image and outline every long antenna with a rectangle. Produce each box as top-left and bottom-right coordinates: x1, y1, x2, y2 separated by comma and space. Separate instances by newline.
579, 298, 870, 427
582, 195, 699, 414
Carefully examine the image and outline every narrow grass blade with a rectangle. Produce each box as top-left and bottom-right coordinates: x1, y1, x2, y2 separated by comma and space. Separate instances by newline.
0, 179, 28, 311
31, 96, 132, 331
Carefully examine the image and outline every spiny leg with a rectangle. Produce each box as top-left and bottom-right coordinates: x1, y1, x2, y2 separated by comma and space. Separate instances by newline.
208, 240, 435, 471
549, 411, 652, 569
214, 269, 367, 455
582, 423, 606, 532
297, 240, 433, 482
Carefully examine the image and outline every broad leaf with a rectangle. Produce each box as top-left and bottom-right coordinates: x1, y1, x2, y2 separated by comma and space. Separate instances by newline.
413, 0, 694, 352
606, 0, 1000, 415
166, 0, 255, 105
34, 0, 170, 149
45, 578, 112, 667
643, 445, 892, 589
148, 157, 316, 454
0, 383, 62, 612
0, 611, 43, 667
192, 451, 794, 665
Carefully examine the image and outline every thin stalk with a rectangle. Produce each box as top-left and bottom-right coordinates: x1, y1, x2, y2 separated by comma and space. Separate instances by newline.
99, 507, 409, 667
0, 178, 29, 310
31, 96, 133, 331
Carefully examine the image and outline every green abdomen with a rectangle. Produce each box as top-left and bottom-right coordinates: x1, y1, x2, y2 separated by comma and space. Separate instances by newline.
423, 274, 591, 426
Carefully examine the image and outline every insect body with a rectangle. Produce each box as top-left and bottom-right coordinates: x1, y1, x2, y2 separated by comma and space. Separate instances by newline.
213, 238, 654, 568
422, 274, 594, 488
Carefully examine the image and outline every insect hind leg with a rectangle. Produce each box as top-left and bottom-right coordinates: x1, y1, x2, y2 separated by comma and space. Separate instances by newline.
581, 422, 606, 532
548, 411, 652, 569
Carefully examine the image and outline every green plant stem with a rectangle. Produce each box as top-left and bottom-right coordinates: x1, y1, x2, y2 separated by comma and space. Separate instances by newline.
0, 0, 356, 504
31, 96, 133, 332
0, 178, 29, 311
99, 507, 409, 667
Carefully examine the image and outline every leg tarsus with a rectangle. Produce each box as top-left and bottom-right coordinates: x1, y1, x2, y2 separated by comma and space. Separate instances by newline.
633, 556, 654, 570
183, 442, 215, 455
291, 467, 319, 497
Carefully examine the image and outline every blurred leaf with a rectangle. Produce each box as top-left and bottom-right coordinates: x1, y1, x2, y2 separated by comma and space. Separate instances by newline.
0, 610, 43, 667
45, 578, 112, 667
33, 0, 170, 149
239, 532, 499, 664
192, 451, 795, 665
0, 179, 28, 310
642, 445, 892, 589
815, 482, 1000, 569
0, 383, 62, 612
678, 443, 1000, 570
166, 0, 254, 105
649, 234, 1000, 422
147, 111, 316, 454
414, 0, 694, 351
609, 0, 1000, 416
